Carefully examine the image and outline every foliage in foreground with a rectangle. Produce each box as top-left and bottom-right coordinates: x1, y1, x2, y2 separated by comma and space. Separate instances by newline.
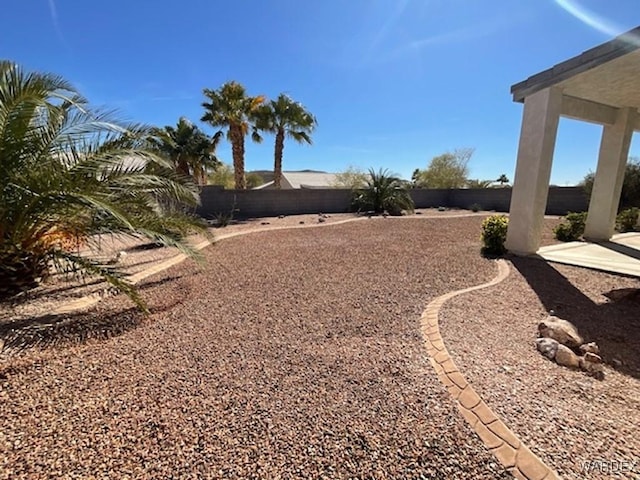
553, 212, 587, 242
0, 61, 208, 309
481, 215, 509, 255
352, 169, 414, 215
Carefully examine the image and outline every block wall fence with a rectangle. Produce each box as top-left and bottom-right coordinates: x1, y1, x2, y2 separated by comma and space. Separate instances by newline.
197, 186, 589, 219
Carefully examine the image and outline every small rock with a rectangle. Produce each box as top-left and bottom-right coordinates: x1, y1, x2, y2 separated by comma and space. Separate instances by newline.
579, 342, 599, 355
555, 344, 581, 369
415, 211, 423, 215
261, 222, 270, 225
579, 352, 605, 377
278, 215, 285, 219
538, 316, 583, 348
318, 217, 326, 223
299, 221, 305, 224
536, 337, 559, 360
582, 352, 602, 364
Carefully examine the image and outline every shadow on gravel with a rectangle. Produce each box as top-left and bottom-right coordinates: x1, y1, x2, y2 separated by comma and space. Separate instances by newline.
0, 308, 142, 354
510, 255, 640, 380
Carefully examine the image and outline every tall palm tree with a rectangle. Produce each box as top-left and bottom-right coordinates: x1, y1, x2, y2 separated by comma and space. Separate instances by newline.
0, 61, 207, 309
255, 94, 317, 189
152, 117, 222, 186
201, 81, 264, 189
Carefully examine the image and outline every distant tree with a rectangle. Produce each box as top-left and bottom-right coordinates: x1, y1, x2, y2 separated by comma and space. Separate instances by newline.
581, 157, 640, 210
201, 81, 265, 189
151, 117, 222, 185
332, 165, 369, 189
413, 148, 474, 188
208, 163, 235, 189
246, 172, 265, 189
208, 165, 264, 189
352, 168, 414, 215
466, 179, 493, 188
496, 173, 510, 186
254, 94, 317, 189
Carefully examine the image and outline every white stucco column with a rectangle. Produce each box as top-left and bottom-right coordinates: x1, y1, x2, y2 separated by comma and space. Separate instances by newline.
584, 108, 635, 241
505, 87, 562, 255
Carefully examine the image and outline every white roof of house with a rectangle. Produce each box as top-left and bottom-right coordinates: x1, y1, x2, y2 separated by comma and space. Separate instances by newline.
282, 171, 338, 189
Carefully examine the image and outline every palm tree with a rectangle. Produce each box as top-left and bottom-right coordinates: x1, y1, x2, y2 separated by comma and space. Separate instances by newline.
352, 169, 415, 215
152, 117, 222, 186
0, 61, 207, 309
255, 94, 317, 189
497, 174, 510, 186
201, 81, 264, 189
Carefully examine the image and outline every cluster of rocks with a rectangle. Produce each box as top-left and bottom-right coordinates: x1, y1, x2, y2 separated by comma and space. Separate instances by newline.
535, 315, 605, 380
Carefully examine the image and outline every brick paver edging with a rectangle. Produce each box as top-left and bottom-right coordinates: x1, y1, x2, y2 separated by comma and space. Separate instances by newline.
421, 259, 561, 480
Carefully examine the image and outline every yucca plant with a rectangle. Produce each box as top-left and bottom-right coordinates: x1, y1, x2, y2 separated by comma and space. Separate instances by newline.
352, 168, 415, 215
0, 61, 208, 310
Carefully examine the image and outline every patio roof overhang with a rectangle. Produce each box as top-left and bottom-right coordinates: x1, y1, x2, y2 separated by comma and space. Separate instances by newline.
505, 26, 640, 257
511, 26, 640, 130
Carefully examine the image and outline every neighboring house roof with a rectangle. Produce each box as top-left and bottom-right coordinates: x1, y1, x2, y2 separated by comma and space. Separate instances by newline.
281, 171, 339, 189
511, 25, 640, 107
251, 170, 339, 189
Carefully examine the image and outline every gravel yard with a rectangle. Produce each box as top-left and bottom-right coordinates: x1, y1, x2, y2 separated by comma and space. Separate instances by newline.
1, 216, 513, 479
439, 255, 640, 480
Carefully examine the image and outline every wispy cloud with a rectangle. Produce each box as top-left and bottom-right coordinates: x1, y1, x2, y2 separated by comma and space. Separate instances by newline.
553, 0, 638, 45
47, 0, 68, 46
379, 15, 523, 64
150, 94, 195, 102
361, 0, 412, 65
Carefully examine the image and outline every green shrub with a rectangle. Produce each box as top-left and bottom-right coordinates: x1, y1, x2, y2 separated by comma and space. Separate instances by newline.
470, 203, 481, 213
481, 215, 509, 255
553, 212, 587, 242
616, 207, 639, 232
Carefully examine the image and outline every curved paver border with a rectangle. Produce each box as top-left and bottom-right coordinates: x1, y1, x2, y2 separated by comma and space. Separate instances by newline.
420, 259, 561, 480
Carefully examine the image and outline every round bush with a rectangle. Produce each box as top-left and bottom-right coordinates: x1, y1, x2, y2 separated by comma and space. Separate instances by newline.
481, 215, 509, 255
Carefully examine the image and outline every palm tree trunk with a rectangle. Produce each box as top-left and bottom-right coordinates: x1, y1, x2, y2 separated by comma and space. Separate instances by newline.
273, 128, 285, 189
230, 123, 246, 189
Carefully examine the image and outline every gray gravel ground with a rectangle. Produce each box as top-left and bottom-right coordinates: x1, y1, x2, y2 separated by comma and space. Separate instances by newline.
1, 217, 514, 479
439, 256, 640, 480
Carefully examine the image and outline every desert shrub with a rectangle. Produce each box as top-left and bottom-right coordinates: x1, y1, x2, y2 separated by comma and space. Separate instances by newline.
616, 207, 639, 233
470, 203, 481, 213
481, 215, 509, 255
352, 168, 414, 215
553, 212, 587, 242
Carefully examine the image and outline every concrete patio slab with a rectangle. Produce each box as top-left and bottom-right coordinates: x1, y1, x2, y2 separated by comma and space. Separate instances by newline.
537, 232, 640, 277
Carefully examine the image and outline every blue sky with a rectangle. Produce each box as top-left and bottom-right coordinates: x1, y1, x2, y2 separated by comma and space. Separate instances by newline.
1, 0, 639, 184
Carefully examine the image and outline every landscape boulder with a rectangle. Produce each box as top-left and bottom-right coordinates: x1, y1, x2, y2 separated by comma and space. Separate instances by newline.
555, 344, 581, 369
538, 316, 583, 348
535, 337, 559, 360
579, 342, 599, 355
